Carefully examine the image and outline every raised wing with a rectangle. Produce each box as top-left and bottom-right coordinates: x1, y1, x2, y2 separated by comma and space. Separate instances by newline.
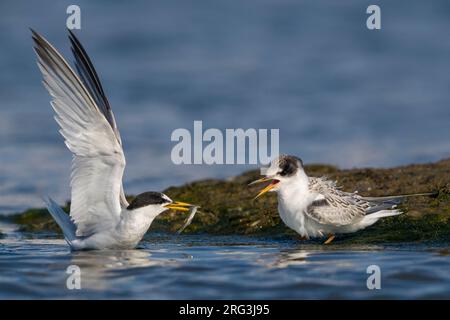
68, 30, 128, 208
68, 30, 121, 144
32, 29, 126, 236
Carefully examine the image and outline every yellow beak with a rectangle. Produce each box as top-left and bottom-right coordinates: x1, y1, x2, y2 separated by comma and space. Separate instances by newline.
248, 177, 280, 200
163, 201, 195, 212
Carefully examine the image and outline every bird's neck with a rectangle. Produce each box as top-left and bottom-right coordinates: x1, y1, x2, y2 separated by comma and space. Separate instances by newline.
278, 170, 311, 204
118, 206, 162, 238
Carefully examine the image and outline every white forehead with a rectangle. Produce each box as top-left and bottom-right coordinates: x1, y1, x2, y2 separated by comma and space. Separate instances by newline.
265, 158, 281, 176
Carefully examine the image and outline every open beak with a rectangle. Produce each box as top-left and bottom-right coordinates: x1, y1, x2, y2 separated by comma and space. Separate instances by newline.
163, 201, 195, 212
248, 177, 280, 200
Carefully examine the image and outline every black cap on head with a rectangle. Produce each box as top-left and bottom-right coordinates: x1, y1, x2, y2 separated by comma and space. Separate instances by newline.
277, 155, 303, 177
127, 192, 170, 210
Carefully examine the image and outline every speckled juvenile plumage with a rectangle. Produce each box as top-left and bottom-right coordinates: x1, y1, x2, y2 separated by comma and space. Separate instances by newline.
252, 155, 433, 242
307, 177, 397, 226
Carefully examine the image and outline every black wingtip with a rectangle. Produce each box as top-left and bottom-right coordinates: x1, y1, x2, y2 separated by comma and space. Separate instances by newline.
30, 28, 39, 41
30, 29, 45, 51
29, 27, 40, 35
67, 28, 77, 40
30, 29, 50, 48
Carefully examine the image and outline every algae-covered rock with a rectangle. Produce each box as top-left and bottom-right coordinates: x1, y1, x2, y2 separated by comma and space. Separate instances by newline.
4, 158, 450, 244
7, 206, 68, 234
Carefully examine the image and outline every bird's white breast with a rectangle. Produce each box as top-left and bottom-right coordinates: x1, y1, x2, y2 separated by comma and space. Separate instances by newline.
276, 175, 323, 238
114, 207, 160, 247
76, 206, 162, 250
278, 192, 309, 237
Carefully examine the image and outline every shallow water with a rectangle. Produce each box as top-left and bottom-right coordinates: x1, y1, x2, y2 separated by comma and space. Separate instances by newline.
1, 230, 449, 299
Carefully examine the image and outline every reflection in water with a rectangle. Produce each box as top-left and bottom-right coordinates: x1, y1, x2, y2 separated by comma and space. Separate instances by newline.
0, 235, 449, 299
69, 249, 179, 290
435, 247, 450, 256
261, 250, 311, 269
258, 244, 384, 269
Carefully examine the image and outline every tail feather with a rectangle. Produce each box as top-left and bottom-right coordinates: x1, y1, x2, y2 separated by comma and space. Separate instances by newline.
362, 191, 436, 218
361, 192, 437, 202
42, 196, 77, 246
365, 202, 399, 214
361, 209, 403, 227
367, 209, 403, 219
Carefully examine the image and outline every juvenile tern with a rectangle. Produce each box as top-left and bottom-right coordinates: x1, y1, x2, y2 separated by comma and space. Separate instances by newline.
250, 155, 434, 244
32, 29, 195, 250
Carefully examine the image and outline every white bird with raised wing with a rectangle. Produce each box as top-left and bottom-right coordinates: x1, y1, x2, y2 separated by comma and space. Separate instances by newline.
250, 155, 434, 244
32, 30, 195, 250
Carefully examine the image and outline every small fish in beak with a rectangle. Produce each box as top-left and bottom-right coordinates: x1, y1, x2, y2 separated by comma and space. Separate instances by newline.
163, 201, 200, 234
248, 177, 280, 199
164, 201, 200, 234
177, 205, 199, 234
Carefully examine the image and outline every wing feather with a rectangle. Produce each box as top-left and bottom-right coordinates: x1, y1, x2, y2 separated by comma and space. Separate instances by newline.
307, 177, 367, 226
32, 29, 126, 236
67, 30, 129, 208
307, 177, 405, 226
67, 29, 121, 144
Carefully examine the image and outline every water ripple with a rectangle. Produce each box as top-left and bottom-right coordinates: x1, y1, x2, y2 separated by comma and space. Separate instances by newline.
0, 235, 449, 299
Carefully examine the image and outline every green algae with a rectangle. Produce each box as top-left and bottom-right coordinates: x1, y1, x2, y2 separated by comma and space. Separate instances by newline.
4, 159, 450, 244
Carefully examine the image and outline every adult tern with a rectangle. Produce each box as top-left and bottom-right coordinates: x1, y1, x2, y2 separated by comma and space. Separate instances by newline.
32, 29, 194, 250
